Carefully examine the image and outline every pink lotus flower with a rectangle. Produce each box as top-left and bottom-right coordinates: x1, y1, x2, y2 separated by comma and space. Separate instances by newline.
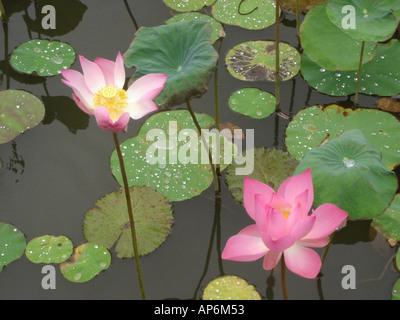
61, 52, 167, 133
222, 169, 348, 279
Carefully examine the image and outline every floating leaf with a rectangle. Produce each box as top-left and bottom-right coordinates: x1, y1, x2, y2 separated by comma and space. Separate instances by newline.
392, 278, 400, 300
300, 3, 376, 70
285, 105, 400, 170
294, 130, 398, 220
300, 39, 400, 96
375, 98, 400, 113
212, 0, 279, 30
59, 243, 111, 283
326, 0, 399, 42
225, 41, 301, 82
25, 235, 73, 264
83, 186, 173, 259
279, 0, 327, 13
372, 194, 400, 242
124, 20, 218, 109
228, 88, 276, 119
111, 110, 236, 201
10, 39, 75, 77
163, 0, 215, 12
226, 148, 299, 205
0, 89, 45, 144
0, 222, 26, 272
203, 275, 262, 300
165, 12, 225, 44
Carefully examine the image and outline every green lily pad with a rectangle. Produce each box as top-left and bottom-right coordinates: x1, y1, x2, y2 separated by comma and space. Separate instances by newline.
10, 39, 76, 76
165, 12, 225, 44
211, 0, 279, 30
228, 88, 276, 119
110, 110, 236, 201
326, 0, 399, 42
300, 3, 377, 70
285, 105, 400, 170
392, 278, 400, 300
0, 90, 45, 144
203, 275, 262, 300
294, 130, 398, 220
0, 222, 26, 272
25, 235, 73, 264
83, 186, 173, 259
225, 148, 299, 205
163, 0, 215, 12
59, 243, 111, 283
124, 20, 218, 109
372, 194, 400, 242
300, 40, 400, 96
225, 41, 301, 82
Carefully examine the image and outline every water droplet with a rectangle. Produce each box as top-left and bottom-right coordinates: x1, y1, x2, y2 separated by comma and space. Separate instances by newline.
343, 157, 355, 168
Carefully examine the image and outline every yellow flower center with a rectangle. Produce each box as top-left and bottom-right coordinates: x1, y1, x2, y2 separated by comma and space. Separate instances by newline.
282, 209, 291, 220
93, 86, 128, 122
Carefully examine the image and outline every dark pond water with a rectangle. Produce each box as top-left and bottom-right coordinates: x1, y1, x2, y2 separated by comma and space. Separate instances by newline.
0, 0, 399, 300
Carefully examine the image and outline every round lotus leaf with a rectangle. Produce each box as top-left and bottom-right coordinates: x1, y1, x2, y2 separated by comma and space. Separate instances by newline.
203, 275, 262, 300
59, 243, 111, 283
279, 0, 327, 13
25, 235, 73, 264
163, 0, 215, 12
0, 90, 45, 144
392, 279, 400, 300
285, 105, 400, 170
228, 88, 276, 119
110, 110, 236, 201
0, 222, 26, 272
300, 3, 377, 71
10, 39, 75, 76
225, 41, 301, 82
372, 194, 400, 242
300, 39, 400, 96
326, 0, 399, 42
294, 130, 398, 220
124, 20, 218, 109
165, 12, 225, 44
225, 148, 299, 205
212, 0, 278, 30
83, 186, 173, 259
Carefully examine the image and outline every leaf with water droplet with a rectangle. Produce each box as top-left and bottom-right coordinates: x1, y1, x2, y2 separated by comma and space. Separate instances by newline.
203, 275, 262, 300
10, 39, 75, 76
0, 222, 26, 272
226, 41, 301, 82
83, 186, 173, 258
300, 3, 377, 70
392, 278, 400, 300
212, 0, 278, 30
225, 148, 299, 205
163, 0, 215, 12
124, 20, 218, 109
285, 104, 400, 169
372, 194, 400, 242
165, 12, 225, 44
228, 88, 276, 119
294, 129, 398, 220
59, 243, 111, 283
326, 0, 399, 42
0, 89, 45, 144
25, 235, 73, 264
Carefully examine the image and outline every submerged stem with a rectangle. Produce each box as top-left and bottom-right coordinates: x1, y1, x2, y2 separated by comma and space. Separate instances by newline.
353, 41, 365, 109
186, 99, 220, 194
281, 255, 288, 300
275, 0, 281, 112
112, 132, 146, 300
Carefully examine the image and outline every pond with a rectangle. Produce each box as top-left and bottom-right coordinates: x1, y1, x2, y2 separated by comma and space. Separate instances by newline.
0, 0, 400, 300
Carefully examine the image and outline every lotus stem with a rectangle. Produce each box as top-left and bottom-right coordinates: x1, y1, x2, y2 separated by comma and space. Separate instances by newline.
296, 0, 300, 33
123, 0, 139, 31
0, 0, 7, 22
214, 37, 223, 175
353, 41, 365, 109
186, 99, 220, 194
113, 132, 146, 300
281, 255, 288, 300
275, 0, 281, 112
